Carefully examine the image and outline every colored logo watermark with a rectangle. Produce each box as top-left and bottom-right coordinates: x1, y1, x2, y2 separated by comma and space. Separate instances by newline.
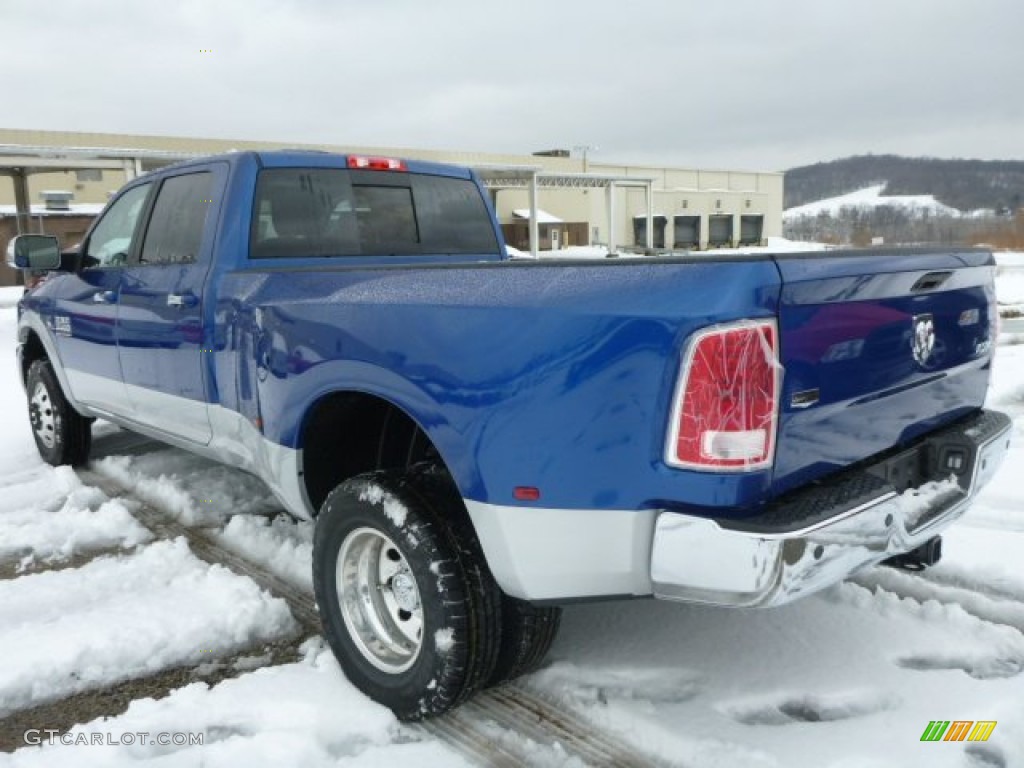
920, 721, 997, 742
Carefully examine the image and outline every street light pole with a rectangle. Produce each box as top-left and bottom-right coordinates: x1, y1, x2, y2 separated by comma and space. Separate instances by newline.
573, 144, 596, 174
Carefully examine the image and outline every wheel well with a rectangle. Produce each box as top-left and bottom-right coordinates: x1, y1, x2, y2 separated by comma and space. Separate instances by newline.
301, 392, 449, 515
21, 331, 47, 384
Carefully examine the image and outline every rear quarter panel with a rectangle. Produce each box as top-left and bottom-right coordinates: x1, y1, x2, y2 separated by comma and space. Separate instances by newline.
215, 259, 783, 513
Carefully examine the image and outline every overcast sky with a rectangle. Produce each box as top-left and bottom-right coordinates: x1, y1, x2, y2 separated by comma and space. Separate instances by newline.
3, 0, 1021, 171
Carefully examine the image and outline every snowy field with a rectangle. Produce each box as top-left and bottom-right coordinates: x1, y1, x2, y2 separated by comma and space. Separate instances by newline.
0, 261, 1023, 766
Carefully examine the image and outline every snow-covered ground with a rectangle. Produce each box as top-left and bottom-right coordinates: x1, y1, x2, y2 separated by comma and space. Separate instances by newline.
508, 236, 829, 260
1, 266, 1023, 766
996, 252, 1024, 319
784, 184, 962, 219
0, 203, 105, 217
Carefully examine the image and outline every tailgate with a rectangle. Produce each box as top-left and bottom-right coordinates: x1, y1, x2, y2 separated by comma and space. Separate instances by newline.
770, 248, 997, 496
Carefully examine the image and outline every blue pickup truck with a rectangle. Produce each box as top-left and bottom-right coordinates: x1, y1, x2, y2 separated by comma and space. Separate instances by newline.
7, 150, 1011, 719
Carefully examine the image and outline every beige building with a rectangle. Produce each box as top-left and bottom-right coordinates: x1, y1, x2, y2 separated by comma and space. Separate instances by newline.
0, 128, 783, 253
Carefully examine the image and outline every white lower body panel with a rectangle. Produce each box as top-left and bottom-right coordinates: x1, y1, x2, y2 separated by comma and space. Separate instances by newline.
464, 500, 656, 601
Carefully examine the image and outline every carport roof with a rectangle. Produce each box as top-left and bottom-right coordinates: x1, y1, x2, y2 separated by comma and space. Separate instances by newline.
512, 208, 563, 224
473, 165, 655, 189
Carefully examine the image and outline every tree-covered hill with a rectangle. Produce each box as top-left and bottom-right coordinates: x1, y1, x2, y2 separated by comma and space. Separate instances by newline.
785, 155, 1024, 213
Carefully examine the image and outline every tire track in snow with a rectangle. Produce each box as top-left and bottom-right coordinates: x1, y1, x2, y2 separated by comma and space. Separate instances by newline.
0, 638, 303, 754
959, 515, 1024, 535
460, 686, 678, 767
76, 469, 321, 633
851, 567, 1024, 636
911, 565, 1024, 604
0, 543, 131, 582
0, 463, 313, 751
78, 458, 683, 768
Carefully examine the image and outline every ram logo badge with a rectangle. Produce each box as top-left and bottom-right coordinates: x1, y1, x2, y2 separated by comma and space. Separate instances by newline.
911, 313, 935, 367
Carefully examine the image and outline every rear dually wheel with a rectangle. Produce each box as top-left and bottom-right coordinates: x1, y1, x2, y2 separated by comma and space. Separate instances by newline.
313, 470, 500, 720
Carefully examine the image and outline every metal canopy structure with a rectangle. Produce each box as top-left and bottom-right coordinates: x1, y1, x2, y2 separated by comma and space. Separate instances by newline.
474, 165, 656, 258
0, 144, 196, 234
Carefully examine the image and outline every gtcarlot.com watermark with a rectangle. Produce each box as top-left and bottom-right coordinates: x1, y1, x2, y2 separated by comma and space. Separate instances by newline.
24, 730, 203, 747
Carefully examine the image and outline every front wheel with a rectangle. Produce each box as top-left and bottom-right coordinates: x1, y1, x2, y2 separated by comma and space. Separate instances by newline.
312, 470, 500, 720
25, 359, 91, 467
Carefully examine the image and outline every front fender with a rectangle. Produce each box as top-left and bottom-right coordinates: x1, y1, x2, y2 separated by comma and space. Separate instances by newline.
17, 311, 88, 414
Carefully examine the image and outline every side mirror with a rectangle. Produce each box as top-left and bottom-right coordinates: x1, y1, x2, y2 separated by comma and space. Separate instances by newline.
6, 235, 62, 271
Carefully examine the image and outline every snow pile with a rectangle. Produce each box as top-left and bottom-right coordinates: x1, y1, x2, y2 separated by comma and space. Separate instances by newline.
784, 184, 961, 219
94, 455, 209, 524
714, 236, 830, 255
0, 484, 151, 568
995, 252, 1024, 310
890, 475, 962, 529
94, 449, 280, 526
995, 252, 1024, 270
0, 287, 24, 309
1, 640, 469, 768
0, 538, 296, 716
217, 514, 314, 590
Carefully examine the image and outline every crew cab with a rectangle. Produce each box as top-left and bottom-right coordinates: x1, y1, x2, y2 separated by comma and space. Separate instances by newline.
7, 150, 1011, 719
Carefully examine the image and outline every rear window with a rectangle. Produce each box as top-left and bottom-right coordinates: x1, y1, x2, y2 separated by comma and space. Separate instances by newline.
250, 168, 499, 258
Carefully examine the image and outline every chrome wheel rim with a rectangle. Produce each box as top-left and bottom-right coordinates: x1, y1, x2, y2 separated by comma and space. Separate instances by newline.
29, 382, 56, 450
336, 527, 423, 674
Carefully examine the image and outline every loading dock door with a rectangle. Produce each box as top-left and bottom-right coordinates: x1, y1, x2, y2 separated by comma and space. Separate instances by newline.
633, 215, 666, 248
708, 215, 734, 248
673, 215, 700, 249
739, 215, 764, 246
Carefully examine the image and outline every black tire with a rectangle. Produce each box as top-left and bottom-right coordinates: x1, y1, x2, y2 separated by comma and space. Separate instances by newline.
406, 464, 560, 687
404, 466, 504, 702
25, 359, 91, 467
312, 470, 500, 720
488, 596, 561, 687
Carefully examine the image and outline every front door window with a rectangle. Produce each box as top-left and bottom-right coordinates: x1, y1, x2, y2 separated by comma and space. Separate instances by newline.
83, 184, 151, 268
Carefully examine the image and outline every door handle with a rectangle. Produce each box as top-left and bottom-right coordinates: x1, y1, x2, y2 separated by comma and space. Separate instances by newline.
92, 291, 116, 303
167, 293, 198, 308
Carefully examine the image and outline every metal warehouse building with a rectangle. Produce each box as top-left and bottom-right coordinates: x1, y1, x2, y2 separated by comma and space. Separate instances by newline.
0, 128, 783, 272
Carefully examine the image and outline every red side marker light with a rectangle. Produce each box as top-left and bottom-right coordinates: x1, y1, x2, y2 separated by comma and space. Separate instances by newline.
513, 486, 541, 502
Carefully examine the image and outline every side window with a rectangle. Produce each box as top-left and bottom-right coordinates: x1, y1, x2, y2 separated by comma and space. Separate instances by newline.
140, 172, 214, 265
83, 183, 151, 268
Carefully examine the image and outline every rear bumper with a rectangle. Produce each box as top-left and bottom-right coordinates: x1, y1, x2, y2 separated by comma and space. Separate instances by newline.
651, 409, 1012, 607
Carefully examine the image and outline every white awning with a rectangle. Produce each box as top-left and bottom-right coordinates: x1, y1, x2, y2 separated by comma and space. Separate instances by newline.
512, 208, 563, 224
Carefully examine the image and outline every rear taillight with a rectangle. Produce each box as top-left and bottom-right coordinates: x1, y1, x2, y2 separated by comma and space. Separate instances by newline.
347, 155, 408, 171
666, 320, 780, 471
